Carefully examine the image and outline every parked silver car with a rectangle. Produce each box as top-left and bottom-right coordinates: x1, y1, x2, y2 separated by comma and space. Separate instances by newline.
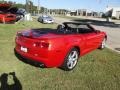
38, 15, 54, 24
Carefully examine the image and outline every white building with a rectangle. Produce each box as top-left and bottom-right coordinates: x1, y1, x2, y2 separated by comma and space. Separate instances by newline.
106, 6, 120, 19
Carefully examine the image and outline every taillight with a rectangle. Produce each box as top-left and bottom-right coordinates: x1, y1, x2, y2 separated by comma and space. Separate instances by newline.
34, 42, 49, 48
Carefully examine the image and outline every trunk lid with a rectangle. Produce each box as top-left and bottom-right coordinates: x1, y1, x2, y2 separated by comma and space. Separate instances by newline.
16, 29, 64, 49
18, 29, 64, 39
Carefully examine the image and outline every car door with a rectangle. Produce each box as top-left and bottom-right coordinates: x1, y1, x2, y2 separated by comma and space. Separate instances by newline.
78, 25, 102, 55
82, 33, 99, 53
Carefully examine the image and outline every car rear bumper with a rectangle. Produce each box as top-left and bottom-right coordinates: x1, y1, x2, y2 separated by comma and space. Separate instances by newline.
44, 20, 54, 23
0, 17, 16, 23
15, 43, 64, 68
15, 46, 54, 67
14, 49, 45, 67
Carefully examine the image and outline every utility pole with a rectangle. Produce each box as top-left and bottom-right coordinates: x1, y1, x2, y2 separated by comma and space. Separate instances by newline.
37, 0, 40, 15
26, 0, 29, 13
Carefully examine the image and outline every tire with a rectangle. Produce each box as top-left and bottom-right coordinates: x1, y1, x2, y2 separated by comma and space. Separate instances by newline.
99, 38, 106, 49
42, 19, 44, 23
61, 48, 79, 71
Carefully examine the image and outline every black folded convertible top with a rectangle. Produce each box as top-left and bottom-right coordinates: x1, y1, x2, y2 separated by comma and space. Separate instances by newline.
63, 22, 89, 25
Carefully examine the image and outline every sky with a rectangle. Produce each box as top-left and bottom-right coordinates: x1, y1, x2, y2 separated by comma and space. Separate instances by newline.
6, 0, 120, 12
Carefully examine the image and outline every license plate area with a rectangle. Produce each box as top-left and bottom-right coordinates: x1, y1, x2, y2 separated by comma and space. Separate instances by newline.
21, 46, 28, 53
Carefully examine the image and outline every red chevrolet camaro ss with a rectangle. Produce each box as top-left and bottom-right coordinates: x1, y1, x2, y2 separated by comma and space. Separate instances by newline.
15, 22, 107, 71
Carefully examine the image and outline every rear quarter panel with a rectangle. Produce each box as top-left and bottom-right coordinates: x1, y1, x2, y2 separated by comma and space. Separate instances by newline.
49, 35, 84, 66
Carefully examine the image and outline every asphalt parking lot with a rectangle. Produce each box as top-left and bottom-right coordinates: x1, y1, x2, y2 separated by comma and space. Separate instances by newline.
54, 16, 120, 53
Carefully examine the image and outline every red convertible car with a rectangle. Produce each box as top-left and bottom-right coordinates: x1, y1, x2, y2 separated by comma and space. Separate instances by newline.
15, 22, 107, 71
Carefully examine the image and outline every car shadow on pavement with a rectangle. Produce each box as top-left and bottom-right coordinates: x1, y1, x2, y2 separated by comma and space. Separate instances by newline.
14, 49, 45, 68
72, 19, 120, 28
0, 72, 22, 90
